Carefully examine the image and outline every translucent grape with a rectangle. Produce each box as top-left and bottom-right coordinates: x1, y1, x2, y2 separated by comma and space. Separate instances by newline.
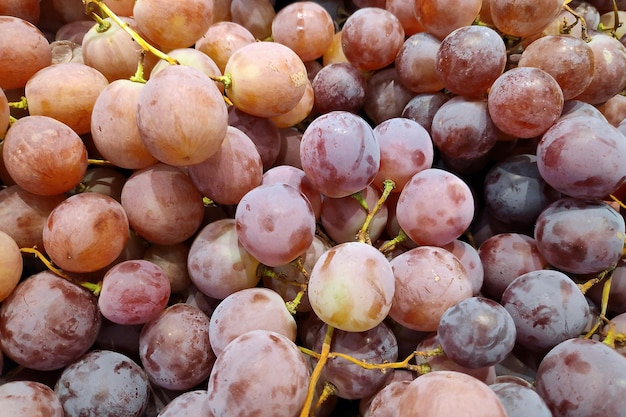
307, 241, 395, 332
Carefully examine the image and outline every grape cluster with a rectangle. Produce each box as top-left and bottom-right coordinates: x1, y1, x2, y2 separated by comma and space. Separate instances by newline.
1, 0, 626, 416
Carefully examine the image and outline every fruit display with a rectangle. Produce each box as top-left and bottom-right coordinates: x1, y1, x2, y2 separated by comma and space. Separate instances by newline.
1, 0, 626, 416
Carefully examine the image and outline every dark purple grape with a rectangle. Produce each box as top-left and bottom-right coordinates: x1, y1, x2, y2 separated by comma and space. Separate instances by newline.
311, 62, 367, 114
438, 297, 516, 368
54, 350, 150, 417
0, 271, 101, 371
401, 92, 449, 134
501, 269, 590, 352
534, 197, 625, 274
483, 154, 561, 226
536, 338, 626, 417
313, 322, 398, 400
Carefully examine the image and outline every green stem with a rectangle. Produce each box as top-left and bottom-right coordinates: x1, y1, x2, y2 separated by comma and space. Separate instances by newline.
8, 96, 28, 110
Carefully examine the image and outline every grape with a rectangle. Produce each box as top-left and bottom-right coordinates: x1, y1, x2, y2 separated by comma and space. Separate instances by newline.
188, 126, 263, 206
414, 334, 496, 383
312, 322, 399, 399
440, 239, 484, 296
157, 390, 212, 417
518, 35, 594, 101
98, 260, 171, 326
0, 381, 64, 417
536, 115, 626, 200
195, 21, 256, 73
120, 163, 205, 245
414, 0, 482, 39
270, 78, 314, 128
54, 350, 150, 417
206, 330, 309, 417
0, 185, 65, 248
536, 338, 626, 417
534, 197, 625, 275
74, 167, 127, 202
487, 66, 564, 139
262, 235, 331, 313
143, 243, 191, 294
271, 1, 334, 62
307, 241, 395, 332
435, 25, 506, 97
43, 192, 129, 273
395, 168, 474, 246
235, 183, 316, 267
0, 16, 52, 90
311, 62, 367, 115
598, 93, 626, 127
187, 218, 261, 300
91, 79, 157, 170
401, 92, 450, 134
136, 64, 228, 166
341, 7, 404, 71
574, 33, 626, 105
149, 48, 223, 87
300, 111, 380, 198
323, 30, 348, 66
0, 88, 8, 139
95, 318, 143, 360
560, 99, 608, 121
395, 32, 444, 94
320, 185, 388, 244
372, 117, 434, 193
490, 0, 563, 37
483, 154, 561, 227
389, 246, 472, 331
139, 303, 215, 391
228, 106, 282, 170
364, 380, 411, 417
431, 96, 499, 161
386, 0, 423, 36
0, 0, 40, 24
224, 41, 308, 118
230, 0, 275, 39
363, 67, 416, 125
478, 233, 549, 301
489, 382, 552, 417
438, 297, 516, 368
2, 115, 88, 196
398, 370, 507, 417
0, 230, 23, 302
0, 271, 101, 371
133, 0, 213, 50
208, 287, 297, 356
588, 257, 626, 315
82, 17, 143, 82
501, 269, 590, 352
261, 164, 322, 219
274, 127, 303, 169
25, 62, 109, 135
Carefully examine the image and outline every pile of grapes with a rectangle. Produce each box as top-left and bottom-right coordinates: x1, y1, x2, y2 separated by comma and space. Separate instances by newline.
1, 0, 626, 415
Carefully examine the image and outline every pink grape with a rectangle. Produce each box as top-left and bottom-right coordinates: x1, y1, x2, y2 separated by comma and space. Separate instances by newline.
235, 183, 316, 267
414, 0, 482, 39
300, 111, 380, 198
157, 390, 212, 417
139, 303, 215, 391
206, 330, 309, 417
187, 218, 261, 300
307, 241, 395, 332
261, 164, 322, 219
0, 381, 64, 416
395, 168, 474, 246
0, 230, 22, 301
208, 287, 297, 356
398, 370, 507, 417
0, 271, 101, 371
489, 0, 563, 37
43, 192, 129, 273
395, 32, 444, 94
98, 260, 171, 326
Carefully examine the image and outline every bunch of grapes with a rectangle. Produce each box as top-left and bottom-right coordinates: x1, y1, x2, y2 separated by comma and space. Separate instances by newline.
1, 0, 626, 416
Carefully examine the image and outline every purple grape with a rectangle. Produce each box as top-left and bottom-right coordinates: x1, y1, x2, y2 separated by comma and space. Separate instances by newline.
489, 382, 551, 417
536, 338, 626, 417
534, 197, 625, 274
501, 269, 590, 352
0, 271, 101, 371
54, 350, 150, 417
438, 297, 516, 369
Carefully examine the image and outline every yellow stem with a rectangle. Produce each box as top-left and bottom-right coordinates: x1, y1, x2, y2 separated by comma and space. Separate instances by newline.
609, 194, 626, 210
20, 247, 72, 280
357, 179, 395, 244
88, 158, 113, 166
300, 325, 334, 417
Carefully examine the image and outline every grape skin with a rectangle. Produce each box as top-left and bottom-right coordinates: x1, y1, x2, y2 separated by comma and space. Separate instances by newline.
0, 380, 64, 417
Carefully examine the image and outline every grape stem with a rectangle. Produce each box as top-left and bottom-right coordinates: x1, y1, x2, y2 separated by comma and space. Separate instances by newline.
562, 3, 590, 41
8, 96, 28, 110
377, 229, 408, 255
356, 179, 395, 244
82, 0, 179, 65
87, 158, 113, 166
20, 247, 72, 280
313, 382, 337, 414
584, 273, 613, 338
299, 325, 334, 417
